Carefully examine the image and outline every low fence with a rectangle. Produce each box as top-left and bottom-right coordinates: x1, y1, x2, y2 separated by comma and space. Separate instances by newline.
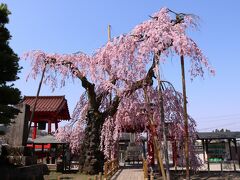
143, 158, 155, 180
87, 173, 103, 180
104, 159, 119, 179
87, 158, 119, 180
204, 160, 240, 172
143, 158, 148, 179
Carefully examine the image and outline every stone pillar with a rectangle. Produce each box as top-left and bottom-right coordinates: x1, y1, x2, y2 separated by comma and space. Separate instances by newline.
6, 103, 30, 146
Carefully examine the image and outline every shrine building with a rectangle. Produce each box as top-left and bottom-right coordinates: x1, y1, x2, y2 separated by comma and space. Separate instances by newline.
22, 96, 70, 139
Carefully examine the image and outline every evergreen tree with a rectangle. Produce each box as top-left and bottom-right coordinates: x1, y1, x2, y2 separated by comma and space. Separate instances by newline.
0, 4, 21, 125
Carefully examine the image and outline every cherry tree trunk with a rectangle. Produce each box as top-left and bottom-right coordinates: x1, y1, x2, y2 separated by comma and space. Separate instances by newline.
79, 109, 104, 175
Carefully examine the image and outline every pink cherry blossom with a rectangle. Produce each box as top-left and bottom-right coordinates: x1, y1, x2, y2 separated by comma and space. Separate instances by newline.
24, 7, 213, 169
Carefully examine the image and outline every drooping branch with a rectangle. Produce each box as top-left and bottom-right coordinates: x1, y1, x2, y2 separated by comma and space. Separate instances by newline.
46, 56, 120, 115
102, 56, 156, 119
46, 57, 98, 110
124, 58, 156, 97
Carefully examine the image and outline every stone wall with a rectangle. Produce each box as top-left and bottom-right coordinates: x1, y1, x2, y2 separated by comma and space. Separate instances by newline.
0, 164, 49, 180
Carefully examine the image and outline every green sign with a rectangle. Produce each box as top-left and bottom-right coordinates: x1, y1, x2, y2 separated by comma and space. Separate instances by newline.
208, 143, 225, 162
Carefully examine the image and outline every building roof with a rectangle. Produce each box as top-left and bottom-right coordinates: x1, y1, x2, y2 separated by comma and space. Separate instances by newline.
33, 135, 68, 144
119, 133, 147, 141
197, 131, 240, 140
22, 96, 70, 121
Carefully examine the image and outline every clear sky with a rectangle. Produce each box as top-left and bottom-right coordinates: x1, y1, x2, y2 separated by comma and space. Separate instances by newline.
2, 0, 240, 132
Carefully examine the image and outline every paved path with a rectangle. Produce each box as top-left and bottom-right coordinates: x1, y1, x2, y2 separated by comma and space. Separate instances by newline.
111, 166, 144, 180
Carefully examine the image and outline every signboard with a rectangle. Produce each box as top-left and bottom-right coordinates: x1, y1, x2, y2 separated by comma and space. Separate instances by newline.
208, 143, 225, 162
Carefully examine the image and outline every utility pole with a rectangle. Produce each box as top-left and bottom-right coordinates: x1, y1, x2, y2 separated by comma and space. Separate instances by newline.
180, 55, 190, 180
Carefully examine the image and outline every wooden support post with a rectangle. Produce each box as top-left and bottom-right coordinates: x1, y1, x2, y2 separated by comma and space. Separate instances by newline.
228, 139, 232, 160
55, 122, 58, 131
236, 139, 240, 168
32, 122, 37, 139
48, 120, 51, 134
220, 161, 223, 172
28, 64, 46, 137
41, 143, 44, 163
108, 25, 111, 42
99, 172, 102, 180
172, 140, 177, 168
33, 143, 35, 157
202, 139, 205, 162
144, 88, 166, 180
62, 144, 65, 172
180, 55, 189, 180
206, 139, 209, 172
207, 161, 210, 172
154, 53, 170, 180
104, 162, 108, 179
150, 170, 154, 180
143, 159, 148, 179
233, 139, 238, 171
206, 140, 209, 162
110, 161, 113, 176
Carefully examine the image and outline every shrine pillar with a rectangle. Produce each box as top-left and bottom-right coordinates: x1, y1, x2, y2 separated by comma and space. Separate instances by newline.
32, 122, 37, 139
48, 120, 51, 134
55, 122, 58, 131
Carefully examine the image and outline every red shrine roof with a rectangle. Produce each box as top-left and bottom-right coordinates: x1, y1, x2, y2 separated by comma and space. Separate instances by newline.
22, 96, 71, 121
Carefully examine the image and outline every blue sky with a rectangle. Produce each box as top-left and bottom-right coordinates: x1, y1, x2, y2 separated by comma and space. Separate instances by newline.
2, 0, 240, 131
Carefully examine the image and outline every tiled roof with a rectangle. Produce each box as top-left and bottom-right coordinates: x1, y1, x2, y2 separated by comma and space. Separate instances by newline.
33, 135, 67, 144
197, 132, 240, 139
22, 96, 70, 120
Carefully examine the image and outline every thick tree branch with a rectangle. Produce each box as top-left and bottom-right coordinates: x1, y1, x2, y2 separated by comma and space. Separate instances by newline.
101, 57, 157, 119
95, 78, 117, 108
43, 12, 185, 117
124, 57, 156, 97
47, 58, 98, 110
102, 96, 120, 119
